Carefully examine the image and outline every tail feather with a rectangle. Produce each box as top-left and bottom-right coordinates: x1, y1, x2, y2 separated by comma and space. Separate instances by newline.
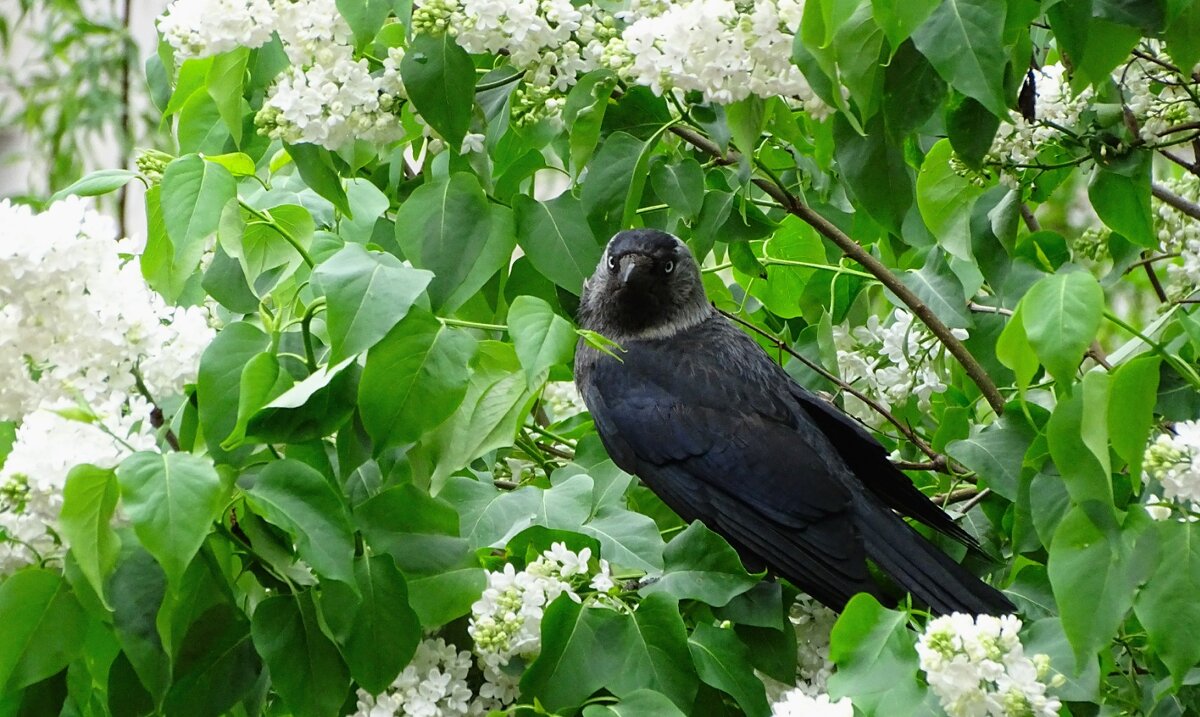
856, 495, 1014, 616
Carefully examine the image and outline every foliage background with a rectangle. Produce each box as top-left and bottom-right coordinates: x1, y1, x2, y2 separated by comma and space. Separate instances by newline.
3, 0, 1200, 715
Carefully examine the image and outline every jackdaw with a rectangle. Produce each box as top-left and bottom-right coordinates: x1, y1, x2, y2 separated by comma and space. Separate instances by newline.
574, 228, 1013, 615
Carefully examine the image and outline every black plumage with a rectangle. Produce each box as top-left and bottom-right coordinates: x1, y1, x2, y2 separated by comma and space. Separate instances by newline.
574, 228, 1013, 615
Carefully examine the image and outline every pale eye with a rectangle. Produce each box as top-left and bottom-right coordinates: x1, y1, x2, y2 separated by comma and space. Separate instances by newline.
663, 260, 675, 274
607, 254, 618, 271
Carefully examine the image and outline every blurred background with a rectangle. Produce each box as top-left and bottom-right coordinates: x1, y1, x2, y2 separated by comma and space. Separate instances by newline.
1, 0, 168, 234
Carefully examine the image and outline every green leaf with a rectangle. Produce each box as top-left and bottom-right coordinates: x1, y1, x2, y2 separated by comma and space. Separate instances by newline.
355, 485, 485, 627
1047, 387, 1114, 509
1109, 355, 1161, 488
221, 352, 291, 449
1048, 505, 1149, 664
521, 598, 629, 712
58, 465, 121, 609
1021, 270, 1105, 384
564, 69, 619, 178
244, 459, 356, 587
827, 594, 926, 714
438, 477, 542, 548
49, 169, 139, 202
0, 569, 87, 693
747, 216, 827, 320
616, 593, 699, 710
197, 322, 271, 463
158, 155, 237, 299
312, 243, 434, 361
1022, 617, 1100, 703
219, 203, 314, 292
910, 0, 1009, 117
250, 593, 349, 717
1088, 157, 1155, 247
996, 302, 1038, 397
508, 295, 576, 388
871, 0, 940, 48
206, 49, 248, 144
947, 417, 1035, 501
725, 96, 766, 158
163, 603, 261, 717
640, 522, 759, 607
204, 152, 256, 176
649, 157, 705, 221
285, 143, 351, 216
945, 92, 1000, 170
116, 452, 227, 588
321, 555, 420, 694
833, 114, 912, 234
108, 546, 171, 703
899, 250, 973, 330
178, 89, 231, 154
401, 32, 475, 148
424, 342, 534, 491
581, 132, 644, 238
336, 0, 391, 48
580, 505, 666, 573
395, 173, 516, 311
916, 139, 985, 262
358, 307, 477, 449
687, 623, 770, 717
582, 689, 688, 717
1134, 519, 1200, 685
514, 193, 602, 293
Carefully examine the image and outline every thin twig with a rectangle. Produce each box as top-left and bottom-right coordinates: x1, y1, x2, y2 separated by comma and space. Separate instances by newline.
717, 307, 943, 463
934, 486, 979, 507
1124, 252, 1181, 273
956, 488, 991, 514
1086, 341, 1112, 370
1160, 149, 1200, 176
1019, 204, 1041, 232
967, 302, 1014, 317
1145, 261, 1169, 303
1152, 182, 1200, 220
894, 458, 949, 472
670, 124, 1007, 415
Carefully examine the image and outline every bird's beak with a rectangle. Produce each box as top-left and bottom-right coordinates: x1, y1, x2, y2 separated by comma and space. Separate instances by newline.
618, 254, 652, 286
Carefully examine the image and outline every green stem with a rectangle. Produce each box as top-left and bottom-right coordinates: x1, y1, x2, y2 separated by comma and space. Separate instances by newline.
705, 258, 876, 279
440, 317, 507, 332
239, 200, 315, 267
1104, 310, 1200, 388
301, 298, 326, 371
526, 422, 577, 447
475, 70, 523, 92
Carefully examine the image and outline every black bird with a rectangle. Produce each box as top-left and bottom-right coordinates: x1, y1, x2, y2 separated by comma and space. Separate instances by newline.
574, 228, 1013, 615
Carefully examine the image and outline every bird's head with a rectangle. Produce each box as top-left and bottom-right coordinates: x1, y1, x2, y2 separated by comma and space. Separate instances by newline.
578, 229, 712, 340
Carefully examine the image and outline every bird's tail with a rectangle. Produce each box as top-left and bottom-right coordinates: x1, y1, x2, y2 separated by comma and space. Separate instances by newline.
856, 495, 1014, 616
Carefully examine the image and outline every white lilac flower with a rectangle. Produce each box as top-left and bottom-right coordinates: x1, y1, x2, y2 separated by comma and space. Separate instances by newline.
157, 0, 276, 60
917, 613, 1062, 717
273, 0, 354, 64
256, 44, 405, 150
1121, 44, 1200, 143
460, 132, 486, 155
770, 689, 853, 717
0, 399, 157, 574
760, 594, 839, 707
0, 198, 214, 574
832, 309, 967, 428
1150, 175, 1200, 298
0, 198, 214, 420
352, 637, 479, 717
542, 381, 586, 421
986, 63, 1092, 186
613, 0, 828, 114
1145, 420, 1200, 514
468, 542, 614, 710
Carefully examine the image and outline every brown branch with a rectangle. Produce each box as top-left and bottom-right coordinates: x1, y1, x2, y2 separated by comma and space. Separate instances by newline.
670, 125, 1007, 415
1152, 182, 1200, 220
1160, 149, 1200, 176
1146, 262, 1169, 303
1019, 203, 1041, 232
935, 486, 979, 507
716, 307, 945, 464
1086, 341, 1112, 370
894, 458, 949, 472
